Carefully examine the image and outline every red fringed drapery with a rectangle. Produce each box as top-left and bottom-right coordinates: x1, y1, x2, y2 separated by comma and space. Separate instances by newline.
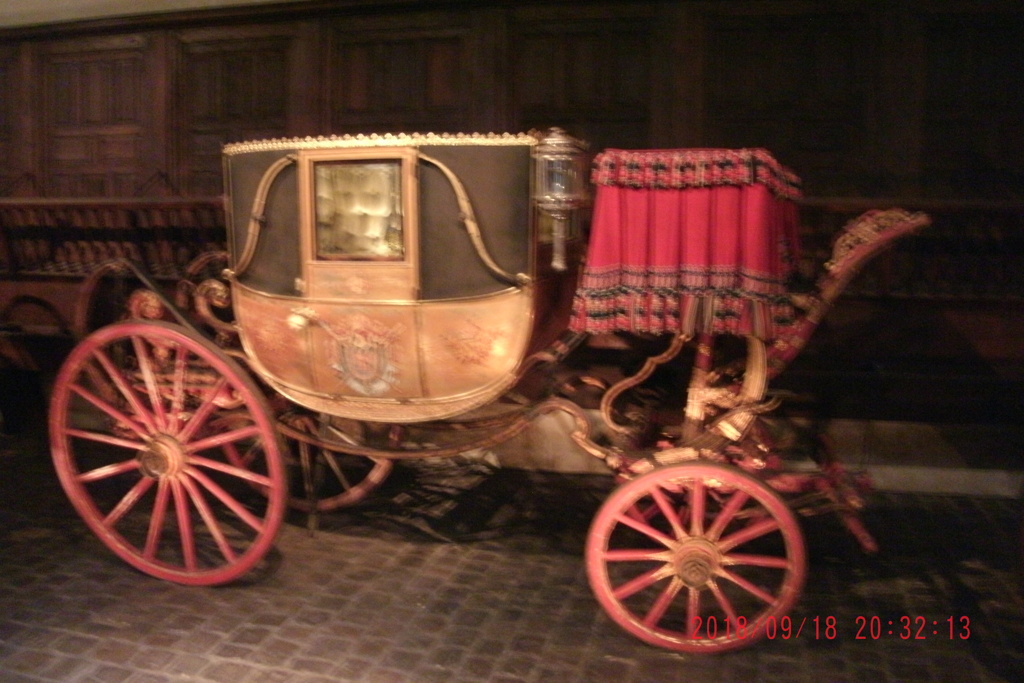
570, 148, 802, 340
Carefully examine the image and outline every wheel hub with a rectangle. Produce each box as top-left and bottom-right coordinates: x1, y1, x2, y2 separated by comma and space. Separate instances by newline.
673, 538, 721, 588
137, 434, 187, 479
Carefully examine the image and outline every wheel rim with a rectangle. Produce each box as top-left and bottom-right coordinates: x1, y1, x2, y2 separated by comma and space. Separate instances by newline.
49, 320, 286, 585
586, 462, 806, 653
278, 415, 393, 512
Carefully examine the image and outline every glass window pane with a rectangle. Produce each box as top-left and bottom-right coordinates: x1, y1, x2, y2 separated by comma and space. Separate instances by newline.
314, 160, 403, 260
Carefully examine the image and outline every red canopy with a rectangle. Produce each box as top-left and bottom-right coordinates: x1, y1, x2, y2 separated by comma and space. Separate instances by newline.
570, 148, 802, 340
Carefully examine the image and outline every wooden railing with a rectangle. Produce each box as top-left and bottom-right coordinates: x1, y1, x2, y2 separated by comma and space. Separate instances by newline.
0, 198, 226, 281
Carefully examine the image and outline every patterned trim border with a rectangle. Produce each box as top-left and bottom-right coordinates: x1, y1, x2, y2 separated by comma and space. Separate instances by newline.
568, 281, 797, 340
224, 131, 540, 155
592, 148, 802, 200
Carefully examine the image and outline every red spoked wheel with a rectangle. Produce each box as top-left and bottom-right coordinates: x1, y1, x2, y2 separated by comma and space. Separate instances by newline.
278, 414, 393, 512
586, 462, 806, 653
49, 320, 286, 585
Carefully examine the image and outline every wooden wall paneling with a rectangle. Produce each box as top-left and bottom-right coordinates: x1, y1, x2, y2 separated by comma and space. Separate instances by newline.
649, 5, 705, 148
699, 8, 872, 195
918, 10, 1024, 199
468, 8, 511, 133
14, 43, 41, 197
139, 32, 176, 197
509, 4, 655, 153
0, 46, 16, 196
174, 23, 316, 197
858, 6, 925, 198
0, 48, 11, 151
291, 20, 325, 138
39, 34, 155, 197
0, 44, 11, 275
326, 11, 479, 135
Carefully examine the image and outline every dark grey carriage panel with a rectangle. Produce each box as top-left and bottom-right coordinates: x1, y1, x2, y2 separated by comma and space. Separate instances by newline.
225, 149, 301, 296
418, 145, 531, 300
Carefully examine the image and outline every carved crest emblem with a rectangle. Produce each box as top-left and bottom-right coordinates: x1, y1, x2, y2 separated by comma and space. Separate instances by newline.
325, 314, 402, 396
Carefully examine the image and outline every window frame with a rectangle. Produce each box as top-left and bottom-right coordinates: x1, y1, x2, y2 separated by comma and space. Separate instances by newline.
297, 146, 420, 300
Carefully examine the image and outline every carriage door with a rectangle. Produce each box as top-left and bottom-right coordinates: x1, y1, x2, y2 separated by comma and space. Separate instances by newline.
296, 147, 419, 301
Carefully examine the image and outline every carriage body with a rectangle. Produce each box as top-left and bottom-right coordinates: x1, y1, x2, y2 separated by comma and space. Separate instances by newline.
48, 128, 932, 654
221, 132, 586, 422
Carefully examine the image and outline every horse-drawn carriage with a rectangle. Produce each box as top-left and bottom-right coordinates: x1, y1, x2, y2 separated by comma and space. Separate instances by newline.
47, 128, 929, 652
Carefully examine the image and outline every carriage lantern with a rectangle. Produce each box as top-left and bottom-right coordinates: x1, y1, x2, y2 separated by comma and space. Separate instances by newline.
533, 127, 589, 271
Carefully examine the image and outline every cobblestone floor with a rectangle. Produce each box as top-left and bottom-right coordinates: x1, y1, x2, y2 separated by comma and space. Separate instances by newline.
1, 427, 1022, 683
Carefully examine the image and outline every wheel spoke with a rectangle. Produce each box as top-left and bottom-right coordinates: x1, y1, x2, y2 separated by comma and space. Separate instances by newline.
81, 361, 115, 405
718, 517, 780, 553
176, 376, 230, 443
650, 485, 687, 540
321, 450, 353, 492
689, 479, 705, 536
723, 553, 791, 569
717, 567, 777, 605
642, 577, 683, 628
613, 510, 676, 548
170, 478, 197, 572
611, 564, 674, 601
78, 457, 142, 483
624, 500, 660, 524
604, 548, 671, 563
705, 490, 750, 541
220, 438, 255, 469
102, 476, 154, 528
143, 478, 171, 560
707, 579, 739, 625
686, 585, 701, 628
185, 467, 265, 532
131, 335, 168, 431
189, 454, 273, 488
167, 344, 189, 433
186, 424, 261, 454
179, 474, 238, 563
90, 346, 157, 433
65, 428, 146, 452
69, 383, 149, 440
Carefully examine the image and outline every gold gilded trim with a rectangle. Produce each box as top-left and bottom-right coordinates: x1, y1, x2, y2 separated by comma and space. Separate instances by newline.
258, 371, 521, 424
224, 132, 540, 156
229, 277, 519, 306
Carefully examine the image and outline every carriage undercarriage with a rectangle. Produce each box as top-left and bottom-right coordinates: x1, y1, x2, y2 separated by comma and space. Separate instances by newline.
47, 131, 930, 653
